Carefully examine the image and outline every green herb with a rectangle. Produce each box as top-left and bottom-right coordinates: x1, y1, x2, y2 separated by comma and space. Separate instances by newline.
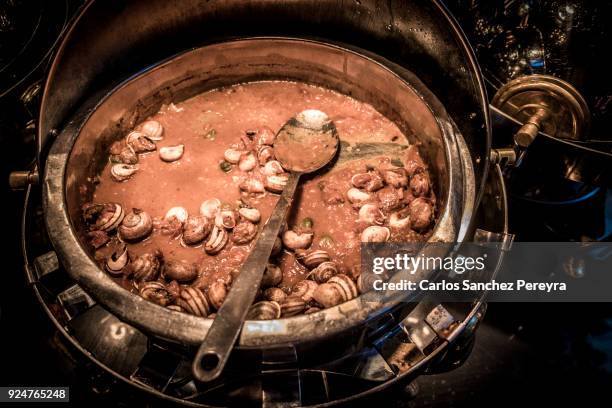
391, 158, 404, 167
300, 217, 314, 230
319, 234, 334, 248
219, 161, 232, 173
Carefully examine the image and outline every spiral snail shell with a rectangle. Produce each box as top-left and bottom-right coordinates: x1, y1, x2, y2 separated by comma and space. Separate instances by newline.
139, 281, 174, 306
181, 215, 212, 246
204, 225, 229, 254
351, 171, 384, 192
360, 226, 390, 243
280, 296, 307, 317
265, 174, 289, 193
118, 209, 153, 242
282, 230, 313, 250
130, 250, 162, 282
176, 287, 210, 317
358, 203, 385, 226
159, 144, 184, 162
313, 274, 359, 308
140, 120, 164, 141
88, 203, 124, 232
346, 188, 372, 205
238, 152, 258, 172
410, 172, 430, 197
105, 244, 129, 276
262, 160, 285, 176
306, 261, 338, 283
238, 207, 261, 223
207, 281, 228, 310
261, 264, 283, 287
297, 249, 330, 269
165, 206, 188, 224
291, 280, 318, 303
224, 148, 245, 164
111, 163, 139, 182
126, 131, 156, 153
389, 210, 411, 230
246, 301, 281, 320
231, 220, 258, 245
382, 168, 408, 188
263, 287, 287, 303
257, 145, 274, 165
215, 209, 236, 229
199, 198, 221, 219
163, 260, 198, 282
239, 177, 265, 194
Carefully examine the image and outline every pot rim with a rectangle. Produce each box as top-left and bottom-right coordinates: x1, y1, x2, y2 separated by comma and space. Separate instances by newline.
43, 37, 472, 347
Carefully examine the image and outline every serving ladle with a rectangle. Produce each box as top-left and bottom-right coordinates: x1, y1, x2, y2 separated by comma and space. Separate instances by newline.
192, 109, 339, 382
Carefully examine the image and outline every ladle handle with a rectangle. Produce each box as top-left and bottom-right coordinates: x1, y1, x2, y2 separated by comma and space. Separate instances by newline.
192, 172, 301, 382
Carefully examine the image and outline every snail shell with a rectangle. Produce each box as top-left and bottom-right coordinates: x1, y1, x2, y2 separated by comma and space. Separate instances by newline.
176, 287, 210, 317
263, 287, 287, 303
410, 172, 430, 197
291, 280, 318, 303
118, 145, 138, 165
232, 220, 258, 245
165, 206, 188, 223
204, 225, 229, 254
361, 226, 390, 243
130, 250, 162, 282
119, 209, 153, 242
328, 274, 359, 302
159, 144, 184, 162
207, 281, 228, 310
238, 207, 261, 223
94, 203, 125, 231
246, 301, 281, 320
280, 296, 307, 317
257, 145, 274, 165
238, 152, 258, 172
111, 163, 139, 182
215, 209, 236, 229
182, 215, 213, 245
224, 148, 245, 164
382, 168, 408, 188
297, 249, 330, 269
265, 174, 289, 193
358, 203, 385, 225
389, 210, 410, 230
313, 274, 359, 308
351, 172, 384, 192
262, 160, 285, 176
282, 230, 313, 250
140, 120, 164, 141
254, 126, 276, 147
239, 177, 265, 194
163, 260, 198, 282
167, 304, 185, 313
307, 261, 338, 283
261, 264, 282, 287
105, 244, 129, 276
126, 131, 156, 153
200, 198, 221, 218
139, 281, 174, 306
346, 188, 372, 205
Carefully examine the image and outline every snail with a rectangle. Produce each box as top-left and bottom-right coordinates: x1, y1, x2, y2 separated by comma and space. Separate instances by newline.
163, 260, 198, 282
111, 163, 139, 182
126, 131, 156, 153
232, 220, 258, 245
282, 230, 313, 250
105, 244, 129, 276
207, 281, 228, 310
351, 172, 384, 192
265, 174, 289, 193
167, 304, 185, 313
87, 230, 109, 249
159, 144, 184, 162
377, 186, 404, 212
238, 207, 261, 223
224, 148, 245, 164
313, 273, 359, 308
246, 301, 281, 320
85, 202, 124, 232
215, 209, 236, 229
382, 168, 408, 188
204, 225, 229, 254
118, 208, 153, 242
118, 145, 138, 165
358, 203, 385, 225
297, 249, 330, 269
262, 160, 285, 176
165, 206, 188, 224
176, 287, 210, 317
239, 177, 265, 194
257, 145, 274, 165
261, 264, 282, 287
140, 120, 164, 141
404, 159, 425, 177
389, 209, 411, 230
129, 250, 162, 282
410, 172, 430, 197
200, 198, 221, 219
361, 226, 390, 243
253, 126, 276, 147
238, 152, 258, 172
408, 197, 434, 231
280, 296, 307, 317
307, 261, 338, 283
263, 287, 287, 303
182, 215, 212, 246
346, 188, 372, 205
139, 281, 174, 306
291, 280, 318, 303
